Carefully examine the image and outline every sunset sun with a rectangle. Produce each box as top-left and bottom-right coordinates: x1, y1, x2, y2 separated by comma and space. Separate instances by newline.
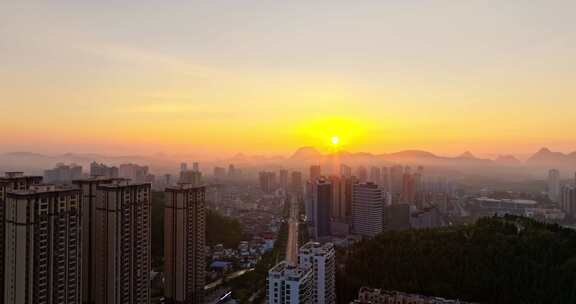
331, 136, 340, 146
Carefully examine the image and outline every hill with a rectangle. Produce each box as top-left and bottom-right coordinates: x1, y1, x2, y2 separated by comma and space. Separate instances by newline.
337, 216, 576, 304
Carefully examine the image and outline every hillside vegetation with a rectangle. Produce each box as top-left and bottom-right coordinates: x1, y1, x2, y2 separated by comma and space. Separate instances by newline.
337, 215, 576, 304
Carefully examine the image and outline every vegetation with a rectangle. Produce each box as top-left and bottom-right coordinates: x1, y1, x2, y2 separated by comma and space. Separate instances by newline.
206, 209, 245, 248
337, 215, 576, 304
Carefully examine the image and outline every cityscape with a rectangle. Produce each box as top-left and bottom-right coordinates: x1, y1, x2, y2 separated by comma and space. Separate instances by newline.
2, 1, 576, 304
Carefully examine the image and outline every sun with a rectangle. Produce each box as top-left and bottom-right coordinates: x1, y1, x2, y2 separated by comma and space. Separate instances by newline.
331, 136, 340, 146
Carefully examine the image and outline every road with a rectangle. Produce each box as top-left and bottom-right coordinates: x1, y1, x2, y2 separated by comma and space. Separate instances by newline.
285, 196, 299, 266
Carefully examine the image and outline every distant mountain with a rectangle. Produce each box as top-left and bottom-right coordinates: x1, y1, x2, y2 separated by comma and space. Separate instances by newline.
290, 146, 322, 160
495, 155, 522, 166
526, 147, 576, 167
385, 150, 439, 159
457, 151, 477, 159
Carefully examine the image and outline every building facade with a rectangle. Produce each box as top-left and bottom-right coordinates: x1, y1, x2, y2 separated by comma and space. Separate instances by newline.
4, 184, 82, 304
72, 177, 125, 304
548, 169, 561, 203
352, 183, 385, 237
315, 180, 332, 238
267, 261, 313, 304
298, 242, 336, 304
164, 184, 206, 304
0, 172, 43, 301
94, 182, 151, 304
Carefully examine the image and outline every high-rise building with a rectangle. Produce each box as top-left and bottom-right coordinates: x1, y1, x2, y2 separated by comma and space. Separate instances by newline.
329, 176, 354, 220
259, 171, 277, 194
315, 180, 332, 238
340, 164, 352, 178
389, 165, 404, 195
381, 167, 390, 191
266, 261, 313, 304
90, 161, 119, 178
180, 170, 202, 186
279, 169, 289, 191
4, 184, 82, 304
72, 176, 125, 304
164, 184, 206, 304
119, 163, 150, 183
352, 183, 385, 237
94, 182, 151, 304
369, 167, 381, 184
309, 165, 321, 183
213, 166, 226, 180
192, 162, 200, 172
548, 169, 561, 203
290, 171, 303, 195
356, 166, 368, 183
560, 185, 576, 217
180, 162, 188, 172
298, 242, 336, 304
0, 172, 42, 301
44, 162, 83, 182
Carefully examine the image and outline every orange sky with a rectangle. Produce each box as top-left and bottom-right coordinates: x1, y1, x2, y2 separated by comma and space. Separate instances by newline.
1, 1, 575, 158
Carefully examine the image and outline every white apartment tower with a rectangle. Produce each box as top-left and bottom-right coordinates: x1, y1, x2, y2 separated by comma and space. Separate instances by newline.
164, 184, 206, 304
352, 183, 385, 237
298, 242, 336, 304
94, 181, 151, 304
267, 261, 313, 304
3, 184, 82, 304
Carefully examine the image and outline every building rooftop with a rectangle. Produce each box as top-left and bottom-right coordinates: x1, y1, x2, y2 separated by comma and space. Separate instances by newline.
269, 261, 311, 281
299, 241, 334, 255
7, 184, 80, 196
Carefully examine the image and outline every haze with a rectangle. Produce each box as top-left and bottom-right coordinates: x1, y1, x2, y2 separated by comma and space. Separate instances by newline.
1, 1, 575, 157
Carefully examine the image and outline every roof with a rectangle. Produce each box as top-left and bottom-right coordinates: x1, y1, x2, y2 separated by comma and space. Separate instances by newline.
210, 261, 232, 268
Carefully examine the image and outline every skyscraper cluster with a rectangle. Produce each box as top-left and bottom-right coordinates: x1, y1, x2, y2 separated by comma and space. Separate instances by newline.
0, 169, 206, 304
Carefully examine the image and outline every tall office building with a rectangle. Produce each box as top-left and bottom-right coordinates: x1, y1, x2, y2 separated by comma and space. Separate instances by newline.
119, 163, 150, 183
180, 170, 202, 186
4, 184, 82, 304
279, 169, 289, 191
90, 162, 119, 178
369, 167, 381, 184
164, 184, 206, 304
315, 180, 332, 238
381, 167, 390, 191
94, 182, 151, 304
298, 242, 336, 304
290, 171, 303, 195
73, 176, 125, 304
180, 162, 188, 172
192, 162, 200, 172
44, 163, 83, 183
328, 176, 354, 220
340, 164, 352, 178
0, 172, 42, 301
213, 167, 226, 180
356, 166, 368, 183
548, 169, 561, 203
560, 185, 576, 217
352, 183, 385, 237
309, 165, 321, 182
267, 261, 313, 304
389, 165, 404, 196
259, 171, 277, 194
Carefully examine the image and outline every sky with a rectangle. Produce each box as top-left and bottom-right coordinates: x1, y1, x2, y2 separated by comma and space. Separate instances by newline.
1, 0, 575, 158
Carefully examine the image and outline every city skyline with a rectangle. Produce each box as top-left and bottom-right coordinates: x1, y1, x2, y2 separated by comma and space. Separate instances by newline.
2, 1, 576, 156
